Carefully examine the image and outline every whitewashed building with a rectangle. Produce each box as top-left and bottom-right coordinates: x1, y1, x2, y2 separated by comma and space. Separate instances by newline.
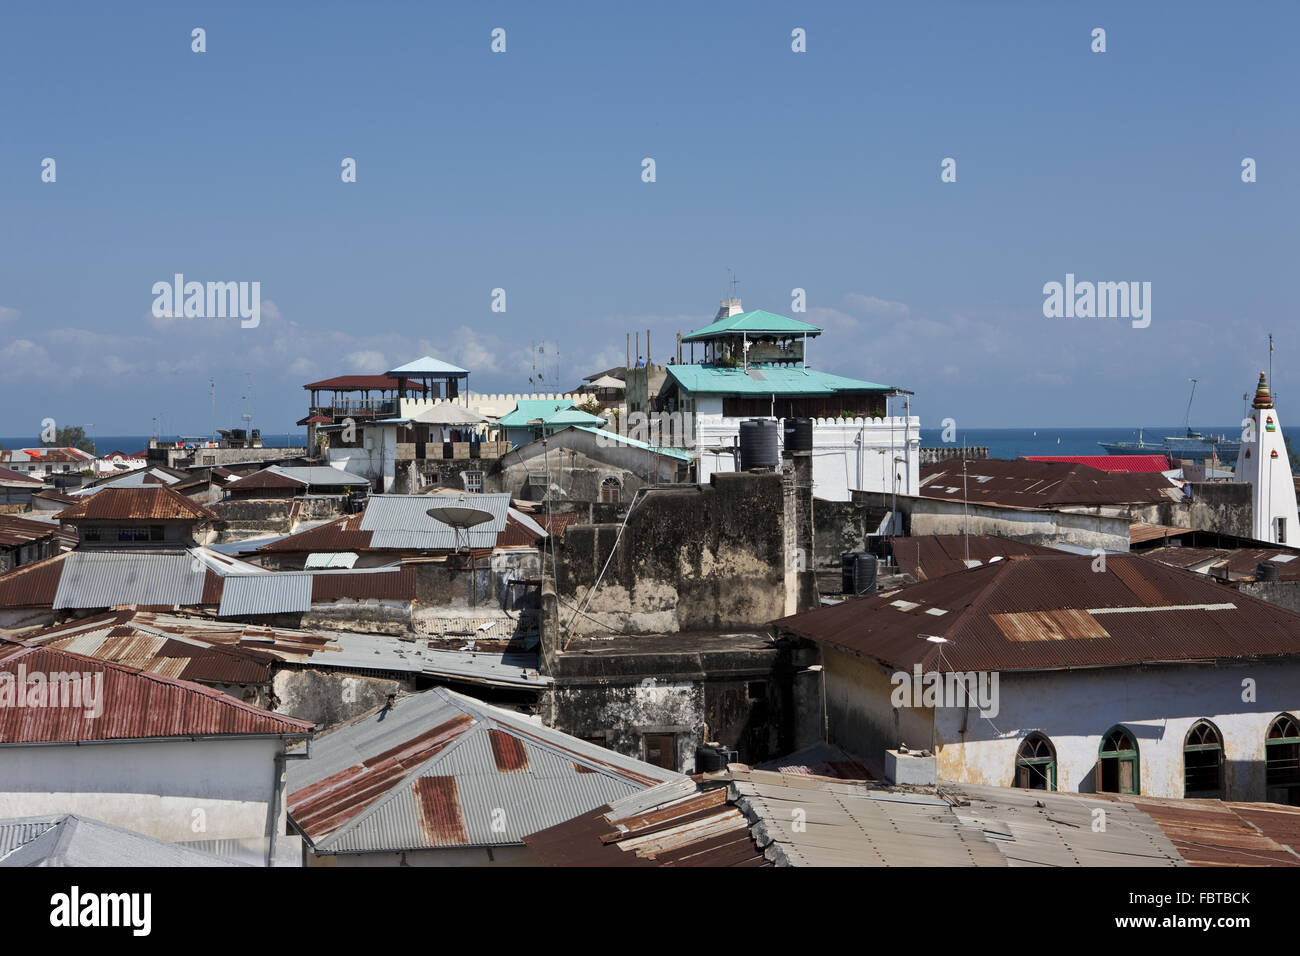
624, 301, 919, 501
1236, 371, 1300, 545
779, 553, 1300, 804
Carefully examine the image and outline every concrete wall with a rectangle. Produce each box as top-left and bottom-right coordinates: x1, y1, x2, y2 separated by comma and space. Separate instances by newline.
855, 491, 1132, 552
926, 662, 1300, 800
274, 668, 416, 730
554, 472, 786, 634
821, 644, 934, 771
0, 737, 293, 857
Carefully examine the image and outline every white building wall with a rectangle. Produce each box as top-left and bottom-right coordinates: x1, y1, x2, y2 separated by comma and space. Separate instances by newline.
931, 661, 1300, 801
0, 737, 291, 852
1237, 397, 1300, 544
696, 414, 921, 502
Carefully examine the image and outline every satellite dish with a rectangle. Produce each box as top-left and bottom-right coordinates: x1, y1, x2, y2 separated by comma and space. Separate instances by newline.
426, 499, 494, 554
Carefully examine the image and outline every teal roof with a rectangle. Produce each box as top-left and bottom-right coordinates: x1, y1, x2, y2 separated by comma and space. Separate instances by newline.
682, 310, 822, 342
666, 364, 896, 396
572, 426, 695, 462
497, 399, 606, 428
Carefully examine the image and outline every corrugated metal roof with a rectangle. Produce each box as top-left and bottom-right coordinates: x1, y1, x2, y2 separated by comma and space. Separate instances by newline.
778, 553, 1300, 673
496, 401, 603, 428
55, 486, 216, 521
667, 364, 893, 396
1024, 454, 1173, 473
388, 356, 468, 376
890, 535, 1061, 582
0, 643, 313, 742
571, 425, 695, 462
287, 688, 676, 854
1091, 793, 1300, 867
53, 551, 208, 609
920, 458, 1181, 508
0, 552, 69, 606
682, 309, 822, 341
360, 493, 511, 550
0, 814, 243, 867
20, 612, 274, 684
0, 515, 59, 549
218, 572, 314, 616
305, 552, 359, 569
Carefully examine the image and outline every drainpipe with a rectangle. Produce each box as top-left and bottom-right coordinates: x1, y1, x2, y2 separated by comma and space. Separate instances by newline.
269, 737, 312, 867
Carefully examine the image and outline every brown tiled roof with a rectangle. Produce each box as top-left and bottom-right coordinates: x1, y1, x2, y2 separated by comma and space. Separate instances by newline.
0, 642, 313, 743
777, 554, 1300, 673
55, 486, 217, 522
920, 459, 1181, 508
888, 535, 1060, 581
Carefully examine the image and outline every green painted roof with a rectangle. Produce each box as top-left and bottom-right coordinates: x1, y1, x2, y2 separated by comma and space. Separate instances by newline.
497, 399, 606, 428
682, 310, 822, 342
572, 426, 695, 461
666, 364, 896, 396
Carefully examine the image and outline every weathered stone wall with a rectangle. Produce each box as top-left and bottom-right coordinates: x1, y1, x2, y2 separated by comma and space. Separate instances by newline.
273, 667, 415, 730
554, 472, 786, 635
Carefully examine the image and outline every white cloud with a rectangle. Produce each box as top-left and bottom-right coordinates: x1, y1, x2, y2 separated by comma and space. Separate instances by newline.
0, 306, 19, 324
345, 350, 387, 373
844, 294, 911, 316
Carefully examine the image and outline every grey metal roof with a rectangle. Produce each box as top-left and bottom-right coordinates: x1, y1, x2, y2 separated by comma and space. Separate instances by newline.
53, 550, 207, 609
387, 356, 469, 376
265, 465, 370, 486
69, 468, 180, 494
949, 783, 1186, 867
0, 815, 242, 867
287, 687, 677, 854
360, 493, 511, 550
305, 552, 359, 569
218, 572, 314, 616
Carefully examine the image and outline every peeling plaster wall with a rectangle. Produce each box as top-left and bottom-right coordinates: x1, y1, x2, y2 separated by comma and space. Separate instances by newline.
930, 662, 1300, 800
274, 668, 414, 730
547, 679, 705, 773
821, 644, 933, 769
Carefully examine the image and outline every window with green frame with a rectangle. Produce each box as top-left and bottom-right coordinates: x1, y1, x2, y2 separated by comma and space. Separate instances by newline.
1266, 713, 1300, 806
1015, 733, 1057, 790
1183, 720, 1224, 797
1097, 726, 1140, 795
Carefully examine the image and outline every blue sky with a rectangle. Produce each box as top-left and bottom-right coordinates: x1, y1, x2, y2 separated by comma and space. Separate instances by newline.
1, 1, 1295, 434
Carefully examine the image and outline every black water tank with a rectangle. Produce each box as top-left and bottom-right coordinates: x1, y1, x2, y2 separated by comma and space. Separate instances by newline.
1257, 562, 1281, 582
842, 551, 878, 595
738, 419, 779, 470
695, 744, 738, 772
782, 417, 814, 452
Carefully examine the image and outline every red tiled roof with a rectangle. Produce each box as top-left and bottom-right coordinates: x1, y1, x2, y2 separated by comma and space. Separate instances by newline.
55, 486, 217, 522
0, 642, 313, 742
778, 553, 1300, 673
1023, 454, 1173, 473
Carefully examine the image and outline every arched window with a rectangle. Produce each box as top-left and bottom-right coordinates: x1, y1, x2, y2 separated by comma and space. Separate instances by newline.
1097, 726, 1140, 795
1015, 733, 1056, 791
1266, 714, 1300, 805
1183, 720, 1224, 797
600, 476, 621, 504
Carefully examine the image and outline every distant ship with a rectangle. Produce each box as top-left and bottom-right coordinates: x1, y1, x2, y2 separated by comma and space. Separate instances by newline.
1098, 379, 1240, 463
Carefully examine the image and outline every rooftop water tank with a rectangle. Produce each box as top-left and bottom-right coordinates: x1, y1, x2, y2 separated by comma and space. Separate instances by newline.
738, 419, 779, 470
782, 417, 813, 452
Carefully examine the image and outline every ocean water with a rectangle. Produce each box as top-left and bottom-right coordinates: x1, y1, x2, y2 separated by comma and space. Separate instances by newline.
915, 426, 1241, 460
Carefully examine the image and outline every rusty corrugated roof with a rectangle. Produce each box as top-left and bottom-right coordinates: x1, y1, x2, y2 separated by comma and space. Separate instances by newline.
920, 458, 1181, 508
779, 554, 1300, 672
0, 551, 69, 606
1093, 793, 1300, 866
287, 688, 678, 854
0, 515, 59, 549
890, 535, 1060, 582
0, 642, 312, 743
54, 486, 217, 522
